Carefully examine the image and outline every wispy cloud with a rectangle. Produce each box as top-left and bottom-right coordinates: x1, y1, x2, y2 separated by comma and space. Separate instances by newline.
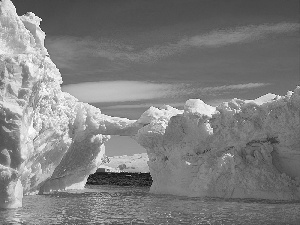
179, 23, 299, 48
62, 81, 182, 103
46, 22, 299, 67
62, 81, 270, 103
97, 83, 270, 109
101, 102, 186, 110
114, 23, 299, 62
197, 83, 271, 94
169, 82, 271, 98
45, 37, 129, 71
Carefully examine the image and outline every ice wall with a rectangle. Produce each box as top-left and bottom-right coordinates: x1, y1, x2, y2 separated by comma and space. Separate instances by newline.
135, 91, 300, 200
0, 0, 142, 208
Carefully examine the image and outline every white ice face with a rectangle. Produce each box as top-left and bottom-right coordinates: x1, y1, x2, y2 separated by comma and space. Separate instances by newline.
135, 89, 300, 200
0, 0, 144, 208
0, 0, 299, 209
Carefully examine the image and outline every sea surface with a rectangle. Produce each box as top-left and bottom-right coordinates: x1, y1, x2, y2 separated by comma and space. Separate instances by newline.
1, 185, 300, 225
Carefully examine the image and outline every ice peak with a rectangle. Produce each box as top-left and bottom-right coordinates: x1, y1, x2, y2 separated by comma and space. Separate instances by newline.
0, 0, 47, 55
184, 99, 216, 117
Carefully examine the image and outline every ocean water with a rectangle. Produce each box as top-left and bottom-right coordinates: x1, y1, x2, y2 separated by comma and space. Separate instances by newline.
1, 185, 300, 225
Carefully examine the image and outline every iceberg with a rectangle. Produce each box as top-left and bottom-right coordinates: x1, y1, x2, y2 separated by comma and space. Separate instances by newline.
136, 94, 300, 199
0, 0, 143, 208
0, 0, 299, 208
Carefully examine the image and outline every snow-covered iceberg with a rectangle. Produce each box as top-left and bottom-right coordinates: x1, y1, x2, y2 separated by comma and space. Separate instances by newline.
0, 0, 299, 209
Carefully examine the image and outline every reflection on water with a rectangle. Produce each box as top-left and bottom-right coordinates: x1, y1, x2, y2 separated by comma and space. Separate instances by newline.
1, 185, 300, 225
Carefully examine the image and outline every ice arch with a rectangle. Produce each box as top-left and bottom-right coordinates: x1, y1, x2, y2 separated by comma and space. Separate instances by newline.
0, 0, 147, 208
37, 104, 146, 195
0, 0, 300, 209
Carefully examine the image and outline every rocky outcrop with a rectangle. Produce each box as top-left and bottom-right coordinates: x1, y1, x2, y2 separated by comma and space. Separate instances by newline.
87, 172, 152, 187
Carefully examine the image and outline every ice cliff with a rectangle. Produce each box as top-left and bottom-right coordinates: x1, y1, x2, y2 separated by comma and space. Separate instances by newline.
136, 95, 300, 200
0, 0, 299, 209
0, 0, 142, 208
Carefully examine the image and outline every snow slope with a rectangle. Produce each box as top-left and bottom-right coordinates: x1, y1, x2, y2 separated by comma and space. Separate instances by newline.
0, 0, 299, 209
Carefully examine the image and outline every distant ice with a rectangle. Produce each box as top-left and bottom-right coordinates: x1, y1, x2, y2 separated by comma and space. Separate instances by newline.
102, 153, 149, 173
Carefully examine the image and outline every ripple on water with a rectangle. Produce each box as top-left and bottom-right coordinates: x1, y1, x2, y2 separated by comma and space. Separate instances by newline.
0, 185, 300, 225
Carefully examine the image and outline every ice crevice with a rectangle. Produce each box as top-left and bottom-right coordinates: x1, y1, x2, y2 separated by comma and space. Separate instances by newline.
0, 0, 300, 208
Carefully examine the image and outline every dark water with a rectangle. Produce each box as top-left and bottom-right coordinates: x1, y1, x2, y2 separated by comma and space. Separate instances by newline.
0, 185, 300, 225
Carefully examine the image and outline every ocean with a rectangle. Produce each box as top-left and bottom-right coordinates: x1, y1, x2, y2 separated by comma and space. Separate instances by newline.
1, 185, 300, 225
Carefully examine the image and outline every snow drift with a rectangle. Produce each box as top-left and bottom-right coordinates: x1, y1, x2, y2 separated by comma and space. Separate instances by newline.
0, 0, 299, 208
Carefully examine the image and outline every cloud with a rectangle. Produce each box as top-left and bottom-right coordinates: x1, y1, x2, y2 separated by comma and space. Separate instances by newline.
62, 80, 270, 104
125, 22, 299, 62
198, 83, 271, 93
46, 36, 88, 69
45, 37, 129, 71
169, 82, 271, 97
179, 23, 299, 48
62, 81, 181, 103
101, 102, 186, 110
46, 22, 299, 67
96, 83, 269, 109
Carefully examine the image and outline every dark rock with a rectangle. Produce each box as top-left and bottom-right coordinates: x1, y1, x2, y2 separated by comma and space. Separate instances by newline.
86, 172, 153, 187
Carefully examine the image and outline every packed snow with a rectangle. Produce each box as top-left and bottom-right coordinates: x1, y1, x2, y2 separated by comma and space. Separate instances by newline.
0, 0, 299, 209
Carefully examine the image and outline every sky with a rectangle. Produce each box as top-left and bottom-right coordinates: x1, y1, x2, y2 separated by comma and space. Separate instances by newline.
13, 0, 299, 156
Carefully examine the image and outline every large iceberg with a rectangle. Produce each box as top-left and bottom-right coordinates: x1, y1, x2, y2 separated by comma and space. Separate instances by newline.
136, 96, 300, 200
0, 0, 299, 209
0, 0, 143, 208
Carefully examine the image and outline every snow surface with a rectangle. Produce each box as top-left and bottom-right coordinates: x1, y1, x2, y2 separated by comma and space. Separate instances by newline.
0, 0, 299, 208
